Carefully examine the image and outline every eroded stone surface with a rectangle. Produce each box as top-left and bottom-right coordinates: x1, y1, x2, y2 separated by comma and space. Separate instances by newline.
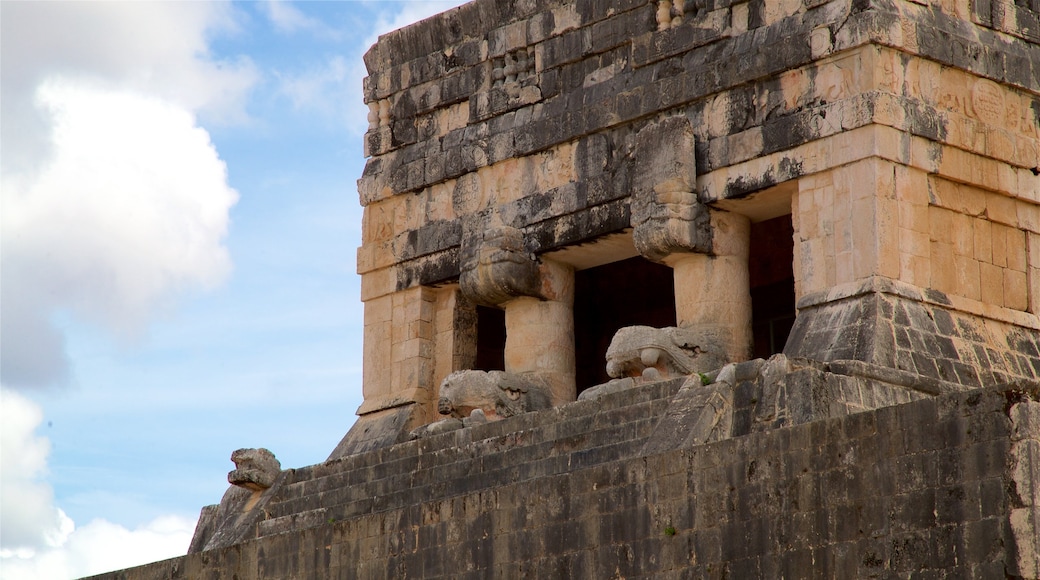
228, 448, 281, 492
605, 325, 726, 382
1009, 391, 1040, 577
342, 0, 1039, 478
459, 225, 541, 307
436, 369, 553, 420
629, 116, 709, 263
104, 384, 1040, 579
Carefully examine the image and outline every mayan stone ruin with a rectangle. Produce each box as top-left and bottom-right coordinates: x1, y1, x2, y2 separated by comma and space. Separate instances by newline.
93, 0, 1039, 577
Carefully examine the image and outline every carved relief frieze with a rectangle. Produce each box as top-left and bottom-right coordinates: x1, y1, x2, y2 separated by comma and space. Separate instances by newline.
656, 0, 686, 30
366, 98, 392, 131
481, 46, 541, 117
492, 47, 535, 90
459, 224, 542, 307
629, 116, 711, 263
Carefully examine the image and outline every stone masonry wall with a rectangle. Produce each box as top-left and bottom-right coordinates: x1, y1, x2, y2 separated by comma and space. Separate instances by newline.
352, 0, 1040, 430
358, 2, 1039, 295
89, 384, 1040, 579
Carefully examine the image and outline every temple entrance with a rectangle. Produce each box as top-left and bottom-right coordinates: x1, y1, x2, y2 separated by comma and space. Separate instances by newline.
573, 256, 676, 394
749, 215, 796, 358
473, 305, 506, 371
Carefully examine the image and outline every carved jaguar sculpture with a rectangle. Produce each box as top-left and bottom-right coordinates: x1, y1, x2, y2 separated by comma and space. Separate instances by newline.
227, 448, 281, 492
605, 325, 725, 383
437, 370, 553, 421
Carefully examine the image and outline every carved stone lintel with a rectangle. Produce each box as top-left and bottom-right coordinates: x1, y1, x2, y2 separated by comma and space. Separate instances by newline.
605, 325, 726, 383
460, 225, 543, 307
437, 369, 553, 420
631, 190, 711, 263
629, 117, 710, 263
227, 448, 281, 492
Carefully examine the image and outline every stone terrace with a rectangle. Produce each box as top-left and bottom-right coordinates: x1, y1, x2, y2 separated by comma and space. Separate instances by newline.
88, 381, 1040, 578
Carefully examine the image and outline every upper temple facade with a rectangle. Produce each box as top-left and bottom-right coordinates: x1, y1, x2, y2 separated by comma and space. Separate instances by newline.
338, 0, 1040, 454
92, 0, 1040, 577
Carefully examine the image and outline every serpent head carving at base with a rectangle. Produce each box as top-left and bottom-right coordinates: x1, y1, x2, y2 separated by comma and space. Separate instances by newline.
605, 326, 725, 383
227, 448, 281, 492
437, 370, 553, 421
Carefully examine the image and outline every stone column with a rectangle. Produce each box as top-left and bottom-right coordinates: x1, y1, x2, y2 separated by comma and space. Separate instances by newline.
503, 259, 575, 406
460, 225, 577, 406
630, 116, 753, 364
665, 211, 752, 363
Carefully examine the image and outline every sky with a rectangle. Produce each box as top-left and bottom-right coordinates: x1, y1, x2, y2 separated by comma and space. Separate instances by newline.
0, 2, 468, 577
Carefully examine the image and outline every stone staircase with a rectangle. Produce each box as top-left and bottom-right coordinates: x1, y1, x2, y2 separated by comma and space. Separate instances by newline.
252, 378, 686, 540
94, 379, 1040, 579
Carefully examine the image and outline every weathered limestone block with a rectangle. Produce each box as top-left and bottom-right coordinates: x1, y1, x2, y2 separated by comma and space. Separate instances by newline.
228, 448, 281, 491
670, 210, 753, 364
358, 285, 439, 415
502, 258, 576, 406
641, 375, 736, 455
460, 225, 541, 307
786, 278, 1040, 388
628, 119, 754, 364
577, 377, 637, 401
1008, 389, 1040, 578
629, 116, 710, 263
642, 353, 936, 455
328, 404, 420, 460
656, 0, 687, 30
436, 369, 553, 420
407, 417, 464, 440
605, 325, 726, 383
187, 487, 254, 554
674, 378, 734, 445
344, 283, 476, 456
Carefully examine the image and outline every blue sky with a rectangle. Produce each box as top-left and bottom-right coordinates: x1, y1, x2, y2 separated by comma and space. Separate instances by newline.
0, 2, 466, 577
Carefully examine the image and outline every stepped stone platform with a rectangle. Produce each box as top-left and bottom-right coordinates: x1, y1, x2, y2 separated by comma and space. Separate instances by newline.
89, 370, 1040, 578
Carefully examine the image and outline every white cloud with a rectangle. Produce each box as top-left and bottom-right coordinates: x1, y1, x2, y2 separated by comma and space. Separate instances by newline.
278, 55, 351, 112
0, 2, 247, 388
0, 389, 67, 551
0, 387, 196, 577
1, 515, 198, 580
1, 1, 256, 152
1, 81, 239, 387
262, 0, 337, 37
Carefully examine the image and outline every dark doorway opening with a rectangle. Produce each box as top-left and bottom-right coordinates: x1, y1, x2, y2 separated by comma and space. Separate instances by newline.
473, 305, 506, 371
749, 215, 796, 358
573, 256, 676, 395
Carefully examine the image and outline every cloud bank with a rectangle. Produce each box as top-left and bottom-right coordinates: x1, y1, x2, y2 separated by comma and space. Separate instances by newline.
0, 2, 249, 388
0, 389, 67, 551
0, 388, 197, 578
1, 1, 255, 174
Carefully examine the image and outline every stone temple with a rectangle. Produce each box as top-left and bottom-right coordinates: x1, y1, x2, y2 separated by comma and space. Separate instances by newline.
93, 0, 1039, 577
